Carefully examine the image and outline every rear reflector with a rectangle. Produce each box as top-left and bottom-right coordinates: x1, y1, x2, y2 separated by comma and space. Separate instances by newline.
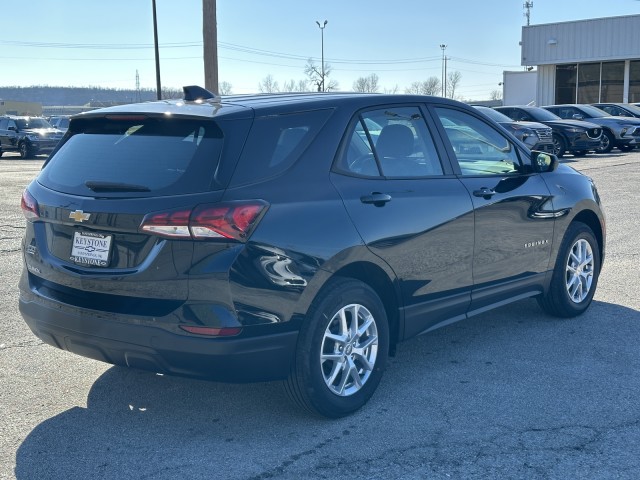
179, 325, 242, 337
140, 200, 268, 242
21, 189, 40, 221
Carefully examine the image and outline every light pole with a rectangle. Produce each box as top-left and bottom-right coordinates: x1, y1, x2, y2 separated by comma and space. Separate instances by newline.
316, 20, 328, 92
440, 44, 447, 97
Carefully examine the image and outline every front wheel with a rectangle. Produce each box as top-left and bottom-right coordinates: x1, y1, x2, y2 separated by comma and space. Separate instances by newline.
19, 142, 32, 159
284, 278, 389, 418
538, 222, 601, 317
594, 131, 614, 154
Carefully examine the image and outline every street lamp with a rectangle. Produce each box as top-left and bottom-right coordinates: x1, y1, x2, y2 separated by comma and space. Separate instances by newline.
439, 44, 447, 97
316, 20, 328, 92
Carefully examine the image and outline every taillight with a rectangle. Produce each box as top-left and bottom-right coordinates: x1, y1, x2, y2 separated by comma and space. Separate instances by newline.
140, 200, 268, 242
179, 325, 242, 337
21, 189, 40, 221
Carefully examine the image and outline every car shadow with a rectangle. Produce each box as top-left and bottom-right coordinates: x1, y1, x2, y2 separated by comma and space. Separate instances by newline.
14, 299, 640, 479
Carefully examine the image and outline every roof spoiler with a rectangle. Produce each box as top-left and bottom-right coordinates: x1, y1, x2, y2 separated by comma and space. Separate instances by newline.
183, 85, 218, 102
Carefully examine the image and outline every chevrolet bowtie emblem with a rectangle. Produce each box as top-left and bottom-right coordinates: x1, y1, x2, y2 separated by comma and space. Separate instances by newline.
69, 210, 91, 222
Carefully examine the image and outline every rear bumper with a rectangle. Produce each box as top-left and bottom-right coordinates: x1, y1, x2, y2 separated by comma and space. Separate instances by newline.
19, 293, 298, 383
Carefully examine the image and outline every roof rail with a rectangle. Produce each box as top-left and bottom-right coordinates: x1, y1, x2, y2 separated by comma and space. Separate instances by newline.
182, 85, 217, 102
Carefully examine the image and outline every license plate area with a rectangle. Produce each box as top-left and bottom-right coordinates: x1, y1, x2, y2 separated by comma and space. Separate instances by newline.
70, 231, 113, 267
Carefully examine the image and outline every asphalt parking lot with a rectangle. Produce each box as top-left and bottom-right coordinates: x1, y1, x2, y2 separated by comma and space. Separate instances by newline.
1, 149, 639, 479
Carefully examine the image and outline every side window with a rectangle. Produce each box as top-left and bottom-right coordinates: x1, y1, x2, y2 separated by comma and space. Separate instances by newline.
435, 107, 523, 176
338, 106, 444, 178
0, 118, 7, 129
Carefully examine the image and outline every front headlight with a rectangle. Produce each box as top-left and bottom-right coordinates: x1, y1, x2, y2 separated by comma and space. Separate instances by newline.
565, 127, 586, 133
26, 134, 40, 141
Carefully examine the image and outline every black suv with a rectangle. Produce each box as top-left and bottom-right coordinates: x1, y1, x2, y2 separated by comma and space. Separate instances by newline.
495, 105, 602, 158
19, 87, 605, 417
0, 116, 65, 158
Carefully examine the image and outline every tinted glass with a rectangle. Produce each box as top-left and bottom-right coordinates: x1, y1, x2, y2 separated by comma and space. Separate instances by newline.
16, 118, 52, 129
435, 107, 522, 176
601, 62, 625, 102
556, 64, 577, 104
630, 60, 640, 103
577, 63, 600, 104
338, 106, 443, 178
230, 109, 332, 186
39, 116, 225, 197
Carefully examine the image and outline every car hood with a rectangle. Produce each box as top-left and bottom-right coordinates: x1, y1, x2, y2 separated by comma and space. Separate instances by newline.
540, 119, 601, 129
586, 116, 640, 126
22, 127, 64, 136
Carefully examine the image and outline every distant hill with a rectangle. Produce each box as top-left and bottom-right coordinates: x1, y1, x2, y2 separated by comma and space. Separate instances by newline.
0, 86, 182, 106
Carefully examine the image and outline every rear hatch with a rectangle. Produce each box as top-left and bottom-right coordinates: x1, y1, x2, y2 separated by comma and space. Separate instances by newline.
23, 112, 252, 312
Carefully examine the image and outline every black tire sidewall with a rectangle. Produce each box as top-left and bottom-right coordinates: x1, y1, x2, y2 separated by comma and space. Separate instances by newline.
545, 223, 600, 317
294, 279, 389, 417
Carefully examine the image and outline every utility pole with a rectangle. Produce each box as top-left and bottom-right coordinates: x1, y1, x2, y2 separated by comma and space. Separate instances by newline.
524, 1, 533, 26
152, 0, 162, 100
203, 0, 219, 94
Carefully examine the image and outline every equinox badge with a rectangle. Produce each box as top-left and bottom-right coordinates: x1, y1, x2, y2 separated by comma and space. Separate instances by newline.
69, 210, 91, 223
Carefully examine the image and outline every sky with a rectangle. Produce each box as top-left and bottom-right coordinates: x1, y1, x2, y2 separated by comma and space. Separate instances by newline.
1, 0, 639, 101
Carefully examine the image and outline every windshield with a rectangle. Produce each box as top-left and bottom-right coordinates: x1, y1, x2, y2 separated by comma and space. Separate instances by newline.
529, 108, 561, 121
579, 105, 611, 118
473, 106, 512, 123
16, 118, 52, 129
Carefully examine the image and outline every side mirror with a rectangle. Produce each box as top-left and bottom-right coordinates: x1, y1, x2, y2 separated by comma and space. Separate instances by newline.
531, 151, 559, 173
572, 114, 584, 120
8, 126, 17, 132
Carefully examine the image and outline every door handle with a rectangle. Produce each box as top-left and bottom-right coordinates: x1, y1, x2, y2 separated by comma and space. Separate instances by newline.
473, 187, 496, 199
360, 192, 392, 206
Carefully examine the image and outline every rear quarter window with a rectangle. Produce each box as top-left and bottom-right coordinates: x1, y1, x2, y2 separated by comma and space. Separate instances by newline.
38, 116, 229, 197
229, 109, 333, 186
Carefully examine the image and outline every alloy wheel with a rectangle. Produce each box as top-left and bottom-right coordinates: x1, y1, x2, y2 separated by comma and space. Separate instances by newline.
565, 238, 594, 303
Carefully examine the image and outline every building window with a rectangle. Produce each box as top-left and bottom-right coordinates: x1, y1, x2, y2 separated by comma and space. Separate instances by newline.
629, 60, 640, 103
556, 64, 577, 104
600, 61, 625, 102
577, 63, 601, 103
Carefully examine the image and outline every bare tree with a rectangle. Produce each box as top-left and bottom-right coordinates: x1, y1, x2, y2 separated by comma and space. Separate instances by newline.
353, 73, 380, 93
384, 84, 399, 94
304, 59, 338, 92
283, 79, 311, 92
218, 81, 233, 95
259, 75, 280, 94
202, 0, 218, 94
405, 77, 441, 95
490, 89, 503, 101
447, 71, 462, 99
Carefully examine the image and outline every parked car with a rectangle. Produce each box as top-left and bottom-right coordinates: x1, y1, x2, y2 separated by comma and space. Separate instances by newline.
472, 106, 554, 153
19, 87, 605, 417
0, 115, 64, 158
495, 105, 602, 158
542, 104, 640, 153
48, 115, 71, 132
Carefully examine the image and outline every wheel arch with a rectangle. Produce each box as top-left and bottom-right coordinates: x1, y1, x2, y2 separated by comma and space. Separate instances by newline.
331, 262, 401, 356
571, 209, 605, 266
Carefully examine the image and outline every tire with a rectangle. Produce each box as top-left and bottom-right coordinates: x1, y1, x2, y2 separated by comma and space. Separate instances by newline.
19, 142, 32, 159
573, 150, 588, 157
284, 278, 389, 418
538, 222, 601, 318
594, 131, 614, 154
551, 133, 566, 158
618, 144, 634, 152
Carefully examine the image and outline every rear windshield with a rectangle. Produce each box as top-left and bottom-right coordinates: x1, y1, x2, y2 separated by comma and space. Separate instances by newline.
38, 116, 226, 197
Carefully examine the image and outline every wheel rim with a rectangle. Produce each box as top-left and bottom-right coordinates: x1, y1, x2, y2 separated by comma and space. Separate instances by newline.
320, 303, 379, 397
565, 239, 594, 303
598, 135, 610, 152
20, 144, 27, 157
552, 137, 562, 156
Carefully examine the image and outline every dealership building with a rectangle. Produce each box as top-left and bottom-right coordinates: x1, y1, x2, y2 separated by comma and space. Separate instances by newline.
510, 14, 640, 106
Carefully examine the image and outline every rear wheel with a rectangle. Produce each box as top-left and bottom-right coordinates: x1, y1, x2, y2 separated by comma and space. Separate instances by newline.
284, 278, 389, 418
551, 134, 566, 158
538, 222, 600, 317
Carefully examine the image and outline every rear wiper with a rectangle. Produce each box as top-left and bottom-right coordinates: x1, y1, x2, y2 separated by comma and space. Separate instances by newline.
85, 181, 151, 192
